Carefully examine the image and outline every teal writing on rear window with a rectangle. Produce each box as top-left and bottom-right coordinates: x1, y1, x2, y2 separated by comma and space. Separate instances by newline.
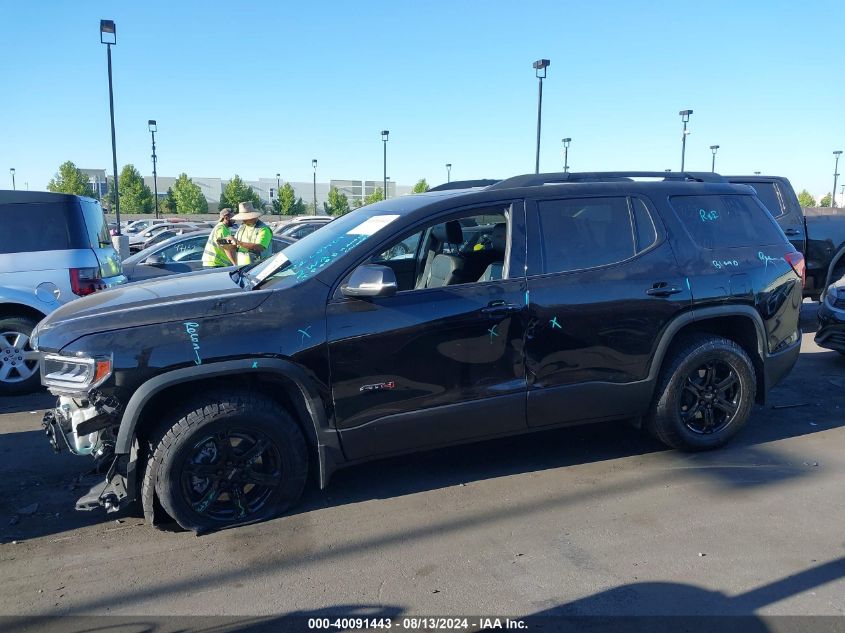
669, 194, 786, 250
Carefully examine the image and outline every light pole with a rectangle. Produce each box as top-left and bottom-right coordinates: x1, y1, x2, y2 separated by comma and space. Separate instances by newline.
275, 173, 281, 218
446, 163, 451, 183
833, 151, 843, 208
562, 138, 571, 172
679, 109, 693, 172
101, 20, 121, 235
381, 130, 389, 199
754, 171, 761, 176
533, 59, 550, 174
312, 159, 317, 214
710, 145, 720, 173
148, 120, 159, 219
9, 168, 15, 191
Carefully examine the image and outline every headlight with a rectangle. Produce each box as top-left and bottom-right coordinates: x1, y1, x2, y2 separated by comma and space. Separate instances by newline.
41, 354, 112, 393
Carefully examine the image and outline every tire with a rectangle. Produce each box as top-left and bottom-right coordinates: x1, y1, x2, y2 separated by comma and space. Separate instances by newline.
0, 315, 42, 396
151, 391, 308, 532
645, 334, 756, 451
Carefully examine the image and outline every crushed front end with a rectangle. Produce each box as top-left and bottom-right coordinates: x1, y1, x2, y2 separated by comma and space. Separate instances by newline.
40, 353, 134, 512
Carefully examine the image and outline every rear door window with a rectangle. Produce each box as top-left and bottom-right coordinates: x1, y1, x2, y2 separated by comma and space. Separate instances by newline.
0, 200, 87, 254
669, 194, 788, 249
536, 197, 636, 274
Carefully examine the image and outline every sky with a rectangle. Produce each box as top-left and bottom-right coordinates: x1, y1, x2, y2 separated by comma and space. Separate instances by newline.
2, 0, 844, 199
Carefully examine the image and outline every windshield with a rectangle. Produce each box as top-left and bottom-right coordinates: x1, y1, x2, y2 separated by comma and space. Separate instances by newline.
250, 208, 401, 288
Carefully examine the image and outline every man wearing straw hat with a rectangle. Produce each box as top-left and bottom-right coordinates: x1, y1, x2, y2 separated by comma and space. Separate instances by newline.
229, 201, 273, 266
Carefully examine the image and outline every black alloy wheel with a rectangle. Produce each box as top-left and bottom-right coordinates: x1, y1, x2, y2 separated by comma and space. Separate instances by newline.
180, 429, 283, 522
678, 361, 741, 435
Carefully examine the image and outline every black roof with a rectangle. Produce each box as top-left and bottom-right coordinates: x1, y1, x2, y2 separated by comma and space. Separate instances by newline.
0, 190, 97, 205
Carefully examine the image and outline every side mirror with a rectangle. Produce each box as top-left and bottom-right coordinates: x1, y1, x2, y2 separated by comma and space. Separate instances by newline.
144, 254, 166, 266
341, 264, 398, 298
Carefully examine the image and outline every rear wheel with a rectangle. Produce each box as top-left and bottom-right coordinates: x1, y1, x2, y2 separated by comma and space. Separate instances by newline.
0, 316, 42, 396
151, 391, 308, 532
646, 335, 756, 451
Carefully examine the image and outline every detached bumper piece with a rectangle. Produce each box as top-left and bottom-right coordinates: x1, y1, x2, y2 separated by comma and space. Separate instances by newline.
42, 391, 134, 514
75, 455, 131, 512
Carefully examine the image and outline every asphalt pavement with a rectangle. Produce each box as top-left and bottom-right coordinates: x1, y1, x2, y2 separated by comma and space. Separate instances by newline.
0, 305, 843, 626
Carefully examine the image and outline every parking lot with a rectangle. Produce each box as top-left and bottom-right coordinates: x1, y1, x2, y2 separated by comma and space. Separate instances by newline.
0, 304, 843, 623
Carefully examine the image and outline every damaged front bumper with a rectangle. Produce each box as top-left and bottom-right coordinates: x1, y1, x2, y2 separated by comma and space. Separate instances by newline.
42, 391, 135, 513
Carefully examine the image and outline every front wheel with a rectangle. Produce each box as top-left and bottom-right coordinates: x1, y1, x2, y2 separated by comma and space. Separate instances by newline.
646, 335, 756, 451
151, 392, 308, 532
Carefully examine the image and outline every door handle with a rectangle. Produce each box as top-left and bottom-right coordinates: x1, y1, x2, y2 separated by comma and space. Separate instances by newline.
783, 229, 801, 236
481, 301, 521, 316
646, 284, 683, 297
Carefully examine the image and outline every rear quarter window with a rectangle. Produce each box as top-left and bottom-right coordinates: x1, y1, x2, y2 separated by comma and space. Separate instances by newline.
0, 200, 88, 254
80, 199, 111, 248
669, 194, 788, 249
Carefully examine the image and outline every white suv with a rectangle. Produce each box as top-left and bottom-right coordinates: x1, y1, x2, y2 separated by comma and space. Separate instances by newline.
0, 191, 127, 394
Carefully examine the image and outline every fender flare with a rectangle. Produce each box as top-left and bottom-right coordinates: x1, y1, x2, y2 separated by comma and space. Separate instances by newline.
647, 305, 767, 384
115, 358, 342, 488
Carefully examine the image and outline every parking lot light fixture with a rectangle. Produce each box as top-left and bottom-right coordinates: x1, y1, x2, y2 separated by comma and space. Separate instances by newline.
9, 168, 15, 191
446, 163, 451, 183
533, 59, 550, 174
276, 173, 281, 218
101, 19, 121, 234
754, 171, 761, 175
562, 138, 571, 173
312, 159, 317, 214
833, 151, 843, 208
148, 120, 159, 219
710, 145, 720, 173
381, 130, 389, 199
679, 109, 693, 172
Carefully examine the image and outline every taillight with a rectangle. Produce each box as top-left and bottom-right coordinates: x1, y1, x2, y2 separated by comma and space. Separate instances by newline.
784, 252, 806, 288
69, 267, 106, 296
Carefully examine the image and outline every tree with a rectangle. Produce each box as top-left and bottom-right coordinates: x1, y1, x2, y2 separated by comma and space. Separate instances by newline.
291, 197, 307, 216
171, 173, 208, 214
797, 189, 816, 208
118, 164, 154, 213
324, 186, 350, 216
820, 193, 832, 208
219, 174, 262, 212
158, 187, 177, 215
412, 178, 430, 193
276, 182, 297, 216
363, 187, 384, 206
47, 161, 94, 197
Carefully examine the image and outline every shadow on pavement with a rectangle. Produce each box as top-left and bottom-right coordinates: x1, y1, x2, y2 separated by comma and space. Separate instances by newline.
3, 558, 843, 631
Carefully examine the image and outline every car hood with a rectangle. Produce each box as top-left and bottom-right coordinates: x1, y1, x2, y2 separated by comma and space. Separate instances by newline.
33, 268, 270, 352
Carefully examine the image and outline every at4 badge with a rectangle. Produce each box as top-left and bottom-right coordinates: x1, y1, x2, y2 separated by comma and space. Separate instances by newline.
359, 381, 396, 392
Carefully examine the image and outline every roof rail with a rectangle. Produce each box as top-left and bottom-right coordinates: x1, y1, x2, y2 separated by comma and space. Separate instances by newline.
428, 179, 501, 192
486, 171, 727, 190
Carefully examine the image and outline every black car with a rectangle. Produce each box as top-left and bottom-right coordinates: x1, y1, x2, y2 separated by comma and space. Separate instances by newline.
36, 171, 804, 532
816, 276, 845, 355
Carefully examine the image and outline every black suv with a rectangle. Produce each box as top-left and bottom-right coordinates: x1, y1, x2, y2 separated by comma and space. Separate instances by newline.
36, 172, 804, 532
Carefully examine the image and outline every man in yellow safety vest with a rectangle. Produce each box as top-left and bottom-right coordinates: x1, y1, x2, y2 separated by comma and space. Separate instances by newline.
202, 207, 238, 268
230, 201, 273, 266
